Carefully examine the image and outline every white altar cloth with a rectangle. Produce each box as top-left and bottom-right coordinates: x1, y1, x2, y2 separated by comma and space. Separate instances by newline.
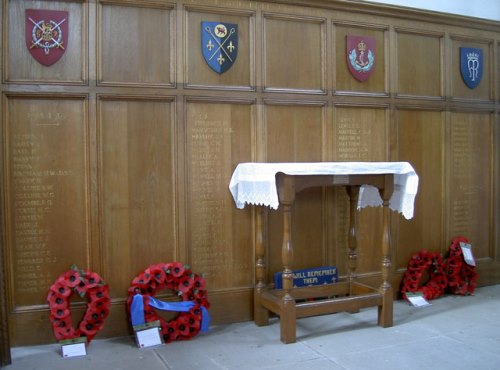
228, 162, 419, 219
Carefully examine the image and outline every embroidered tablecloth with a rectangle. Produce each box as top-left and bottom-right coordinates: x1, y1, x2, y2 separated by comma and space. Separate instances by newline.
228, 162, 419, 219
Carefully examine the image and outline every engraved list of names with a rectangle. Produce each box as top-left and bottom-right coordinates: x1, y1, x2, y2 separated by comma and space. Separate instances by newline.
7, 99, 88, 307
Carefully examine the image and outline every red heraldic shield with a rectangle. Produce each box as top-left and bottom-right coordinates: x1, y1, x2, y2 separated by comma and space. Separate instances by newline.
25, 9, 69, 66
346, 35, 376, 82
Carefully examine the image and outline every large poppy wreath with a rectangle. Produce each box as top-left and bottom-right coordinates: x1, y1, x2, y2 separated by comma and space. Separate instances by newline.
401, 237, 479, 301
127, 262, 210, 343
47, 265, 110, 343
444, 236, 478, 295
400, 250, 448, 301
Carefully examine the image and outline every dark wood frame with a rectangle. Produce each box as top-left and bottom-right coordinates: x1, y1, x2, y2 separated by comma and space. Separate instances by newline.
254, 172, 394, 343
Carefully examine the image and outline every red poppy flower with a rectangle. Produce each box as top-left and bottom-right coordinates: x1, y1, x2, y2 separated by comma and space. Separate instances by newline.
88, 284, 110, 302
50, 281, 72, 298
47, 291, 69, 311
193, 276, 206, 290
79, 320, 98, 341
169, 262, 185, 278
62, 269, 82, 288
51, 308, 71, 319
83, 271, 102, 289
178, 275, 194, 293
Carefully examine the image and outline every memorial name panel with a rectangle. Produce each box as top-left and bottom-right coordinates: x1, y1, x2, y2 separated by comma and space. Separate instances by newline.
334, 108, 386, 273
186, 102, 253, 289
6, 97, 89, 308
449, 113, 491, 256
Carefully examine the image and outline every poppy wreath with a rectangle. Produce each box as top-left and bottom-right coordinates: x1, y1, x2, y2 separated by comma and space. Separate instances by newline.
47, 265, 110, 343
127, 262, 210, 343
400, 250, 448, 301
444, 236, 478, 295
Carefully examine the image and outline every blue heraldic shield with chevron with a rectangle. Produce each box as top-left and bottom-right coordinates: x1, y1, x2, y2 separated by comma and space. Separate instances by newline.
201, 22, 238, 74
460, 47, 483, 89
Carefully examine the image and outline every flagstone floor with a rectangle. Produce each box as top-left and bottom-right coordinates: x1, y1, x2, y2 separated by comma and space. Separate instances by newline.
3, 284, 500, 370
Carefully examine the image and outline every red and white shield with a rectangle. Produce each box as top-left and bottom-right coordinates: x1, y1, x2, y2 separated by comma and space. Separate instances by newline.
25, 9, 69, 66
346, 35, 376, 82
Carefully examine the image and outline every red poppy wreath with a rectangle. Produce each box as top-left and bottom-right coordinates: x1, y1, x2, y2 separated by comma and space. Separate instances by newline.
47, 265, 110, 343
400, 250, 448, 301
127, 262, 210, 343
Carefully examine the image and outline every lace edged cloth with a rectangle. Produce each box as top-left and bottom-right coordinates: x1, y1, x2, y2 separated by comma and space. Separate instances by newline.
228, 162, 419, 220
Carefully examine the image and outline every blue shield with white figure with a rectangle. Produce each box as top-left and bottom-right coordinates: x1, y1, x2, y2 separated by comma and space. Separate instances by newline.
460, 47, 483, 89
201, 22, 238, 74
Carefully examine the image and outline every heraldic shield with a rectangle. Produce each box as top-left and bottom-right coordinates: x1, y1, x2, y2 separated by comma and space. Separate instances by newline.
25, 9, 69, 67
460, 47, 483, 89
201, 22, 238, 74
346, 35, 376, 82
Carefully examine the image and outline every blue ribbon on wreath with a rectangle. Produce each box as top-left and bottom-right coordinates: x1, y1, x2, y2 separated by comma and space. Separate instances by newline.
130, 294, 210, 332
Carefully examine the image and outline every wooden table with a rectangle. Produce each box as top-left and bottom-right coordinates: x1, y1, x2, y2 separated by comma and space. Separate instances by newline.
229, 162, 418, 343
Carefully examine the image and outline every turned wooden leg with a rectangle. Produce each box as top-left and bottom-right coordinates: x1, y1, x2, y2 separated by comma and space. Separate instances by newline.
378, 185, 393, 327
280, 200, 296, 343
346, 186, 360, 296
254, 208, 269, 326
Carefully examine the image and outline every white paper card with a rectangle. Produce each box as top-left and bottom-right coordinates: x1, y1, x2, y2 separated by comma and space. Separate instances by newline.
136, 327, 163, 348
459, 242, 476, 266
61, 342, 86, 358
406, 293, 431, 307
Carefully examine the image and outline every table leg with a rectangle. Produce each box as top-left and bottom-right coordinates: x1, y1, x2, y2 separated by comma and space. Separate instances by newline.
378, 186, 393, 327
346, 186, 360, 296
254, 208, 269, 326
280, 200, 296, 343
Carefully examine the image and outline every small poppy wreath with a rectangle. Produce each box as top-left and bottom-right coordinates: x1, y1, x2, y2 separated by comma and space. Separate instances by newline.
47, 265, 110, 343
445, 236, 478, 295
127, 262, 209, 343
400, 250, 448, 301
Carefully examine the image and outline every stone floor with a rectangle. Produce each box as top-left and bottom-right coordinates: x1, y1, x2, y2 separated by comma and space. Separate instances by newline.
2, 284, 500, 370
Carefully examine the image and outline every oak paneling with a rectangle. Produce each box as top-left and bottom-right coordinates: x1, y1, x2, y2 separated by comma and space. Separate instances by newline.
450, 37, 492, 101
98, 2, 174, 87
2, 94, 90, 346
263, 14, 326, 93
396, 110, 444, 266
264, 103, 327, 280
448, 112, 492, 257
185, 7, 254, 89
185, 101, 254, 289
1, 0, 500, 349
4, 94, 90, 309
333, 106, 388, 275
99, 97, 176, 297
396, 30, 443, 98
5, 1, 85, 84
334, 23, 388, 95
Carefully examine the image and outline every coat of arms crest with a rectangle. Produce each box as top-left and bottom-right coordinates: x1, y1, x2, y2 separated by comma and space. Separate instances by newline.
25, 9, 68, 66
201, 22, 238, 74
346, 35, 376, 82
460, 47, 483, 89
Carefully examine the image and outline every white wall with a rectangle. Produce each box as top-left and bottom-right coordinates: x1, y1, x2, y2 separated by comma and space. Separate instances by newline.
361, 0, 500, 21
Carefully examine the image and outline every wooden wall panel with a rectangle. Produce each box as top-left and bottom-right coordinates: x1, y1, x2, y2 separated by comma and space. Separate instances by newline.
263, 14, 326, 93
5, 1, 85, 83
450, 37, 492, 101
334, 23, 388, 95
99, 97, 176, 297
264, 103, 326, 279
185, 101, 254, 289
1, 0, 500, 349
98, 2, 174, 86
396, 30, 443, 98
333, 106, 387, 275
185, 7, 254, 89
396, 110, 444, 267
448, 112, 492, 257
2, 94, 89, 345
